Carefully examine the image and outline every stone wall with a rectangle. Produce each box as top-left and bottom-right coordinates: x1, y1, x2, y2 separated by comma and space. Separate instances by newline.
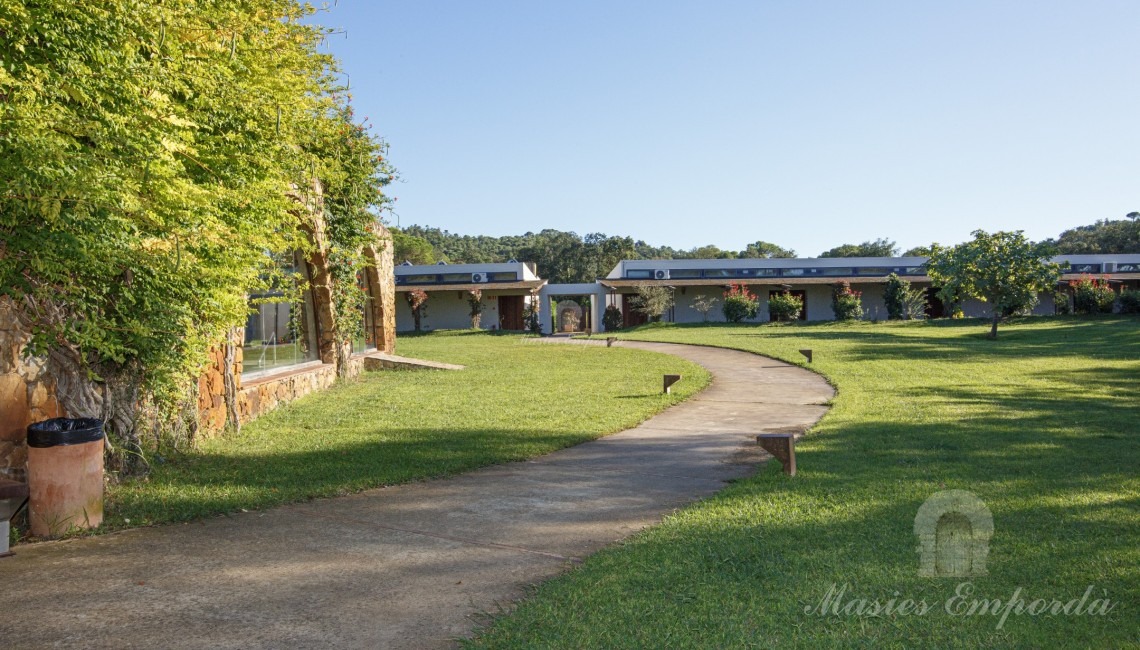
0, 300, 62, 481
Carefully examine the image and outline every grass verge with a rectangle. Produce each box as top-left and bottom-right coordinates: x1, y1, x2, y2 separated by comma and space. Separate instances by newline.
466, 316, 1139, 649
96, 331, 709, 532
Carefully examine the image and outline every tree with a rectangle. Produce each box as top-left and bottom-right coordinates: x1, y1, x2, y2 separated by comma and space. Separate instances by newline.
632, 285, 673, 322
903, 245, 934, 257
739, 241, 797, 259
926, 231, 1062, 339
682, 245, 736, 259
1047, 213, 1140, 254
392, 230, 437, 265
819, 238, 899, 258
0, 0, 393, 471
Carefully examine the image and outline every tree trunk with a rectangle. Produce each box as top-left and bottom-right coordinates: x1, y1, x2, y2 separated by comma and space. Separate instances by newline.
413, 308, 422, 331
989, 314, 1000, 339
48, 347, 143, 475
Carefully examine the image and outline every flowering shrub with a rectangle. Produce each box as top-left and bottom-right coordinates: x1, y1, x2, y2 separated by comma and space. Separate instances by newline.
722, 284, 759, 323
768, 290, 803, 322
406, 290, 429, 331
831, 281, 864, 321
1053, 289, 1072, 315
1070, 275, 1115, 314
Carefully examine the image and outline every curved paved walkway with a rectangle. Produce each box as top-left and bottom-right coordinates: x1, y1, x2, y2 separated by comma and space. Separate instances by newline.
0, 341, 833, 649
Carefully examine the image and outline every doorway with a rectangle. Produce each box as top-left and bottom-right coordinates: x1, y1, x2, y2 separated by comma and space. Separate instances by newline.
498, 295, 525, 330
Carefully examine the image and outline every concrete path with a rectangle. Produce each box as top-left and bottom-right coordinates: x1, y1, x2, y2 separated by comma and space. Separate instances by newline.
0, 341, 833, 649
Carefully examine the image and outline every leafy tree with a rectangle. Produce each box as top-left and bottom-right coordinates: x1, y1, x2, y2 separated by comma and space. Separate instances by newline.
682, 245, 737, 260
739, 241, 797, 259
926, 231, 1062, 339
1047, 213, 1140, 254
0, 0, 393, 470
903, 245, 933, 257
392, 230, 437, 265
632, 285, 673, 322
819, 238, 899, 258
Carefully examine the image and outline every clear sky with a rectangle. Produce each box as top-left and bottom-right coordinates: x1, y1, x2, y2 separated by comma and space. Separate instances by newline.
314, 1, 1139, 257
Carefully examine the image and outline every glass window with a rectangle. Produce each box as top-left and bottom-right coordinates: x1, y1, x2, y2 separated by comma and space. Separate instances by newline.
440, 273, 471, 283
353, 271, 377, 355
490, 272, 518, 281
401, 274, 438, 284
1117, 263, 1139, 273
626, 270, 653, 279
1069, 263, 1102, 273
854, 267, 890, 276
669, 269, 701, 279
243, 253, 319, 378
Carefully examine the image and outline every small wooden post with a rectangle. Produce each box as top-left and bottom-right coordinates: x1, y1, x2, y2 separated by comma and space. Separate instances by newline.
756, 433, 797, 476
799, 349, 813, 363
606, 337, 617, 347
663, 374, 682, 394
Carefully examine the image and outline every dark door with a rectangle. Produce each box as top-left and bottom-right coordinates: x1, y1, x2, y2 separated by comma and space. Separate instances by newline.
925, 287, 945, 319
622, 293, 648, 328
498, 295, 524, 330
769, 290, 807, 321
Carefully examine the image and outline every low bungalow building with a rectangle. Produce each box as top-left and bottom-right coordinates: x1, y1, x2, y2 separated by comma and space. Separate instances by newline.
600, 254, 1140, 324
394, 261, 546, 331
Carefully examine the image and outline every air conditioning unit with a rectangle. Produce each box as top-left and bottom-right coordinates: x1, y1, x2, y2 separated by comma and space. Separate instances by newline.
1103, 262, 1116, 273
471, 272, 489, 283
653, 269, 670, 280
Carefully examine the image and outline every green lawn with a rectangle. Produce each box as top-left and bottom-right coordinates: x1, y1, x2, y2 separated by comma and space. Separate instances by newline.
467, 317, 1139, 649
103, 332, 709, 530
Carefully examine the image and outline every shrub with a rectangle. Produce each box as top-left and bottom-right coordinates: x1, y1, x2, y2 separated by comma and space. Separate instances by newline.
722, 284, 759, 323
467, 289, 484, 328
831, 281, 863, 321
602, 304, 623, 331
884, 273, 927, 320
1118, 290, 1140, 314
1070, 275, 1116, 314
768, 290, 803, 322
523, 298, 543, 334
1053, 289, 1073, 315
690, 295, 719, 322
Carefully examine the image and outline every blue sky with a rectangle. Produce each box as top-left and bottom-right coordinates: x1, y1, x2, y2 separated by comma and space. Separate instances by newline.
315, 1, 1139, 256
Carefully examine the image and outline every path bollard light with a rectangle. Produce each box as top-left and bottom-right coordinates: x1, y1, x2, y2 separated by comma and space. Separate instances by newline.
0, 478, 29, 558
756, 433, 797, 476
799, 349, 813, 363
663, 374, 682, 394
606, 337, 617, 347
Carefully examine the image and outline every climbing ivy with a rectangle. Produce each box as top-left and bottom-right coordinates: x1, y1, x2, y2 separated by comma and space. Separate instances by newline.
0, 1, 393, 470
